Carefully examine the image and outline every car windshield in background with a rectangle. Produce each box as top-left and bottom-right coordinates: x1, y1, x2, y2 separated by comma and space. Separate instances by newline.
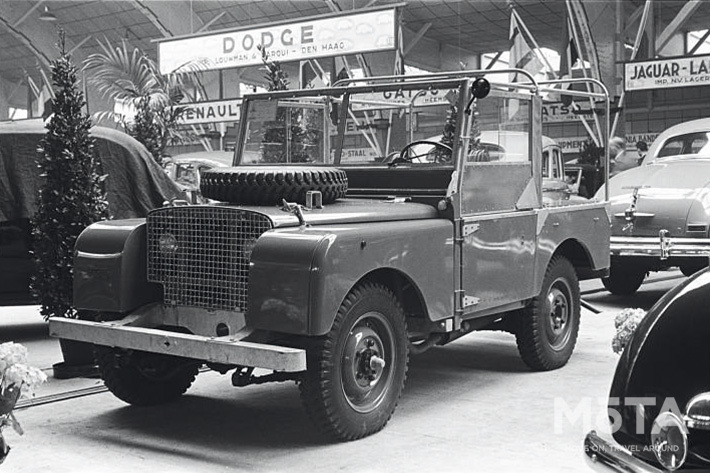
656, 131, 710, 159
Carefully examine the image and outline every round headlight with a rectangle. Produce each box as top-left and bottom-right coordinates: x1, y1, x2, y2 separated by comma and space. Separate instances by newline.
651, 411, 689, 471
158, 233, 179, 254
685, 392, 710, 431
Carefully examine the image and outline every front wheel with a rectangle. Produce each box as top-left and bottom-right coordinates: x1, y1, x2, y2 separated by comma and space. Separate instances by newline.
515, 255, 580, 371
299, 283, 409, 441
95, 346, 200, 406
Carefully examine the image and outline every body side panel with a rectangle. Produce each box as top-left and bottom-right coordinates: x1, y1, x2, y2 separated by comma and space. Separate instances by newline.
247, 219, 454, 336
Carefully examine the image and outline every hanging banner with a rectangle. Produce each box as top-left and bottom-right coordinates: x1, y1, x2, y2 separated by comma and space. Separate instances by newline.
177, 99, 242, 125
158, 8, 397, 74
625, 55, 710, 91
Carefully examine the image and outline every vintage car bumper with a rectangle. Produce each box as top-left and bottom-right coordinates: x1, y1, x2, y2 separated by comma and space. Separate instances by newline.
611, 234, 710, 259
49, 317, 306, 372
584, 431, 663, 473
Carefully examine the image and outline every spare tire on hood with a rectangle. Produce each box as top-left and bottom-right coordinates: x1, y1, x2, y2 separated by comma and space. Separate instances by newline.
200, 166, 348, 205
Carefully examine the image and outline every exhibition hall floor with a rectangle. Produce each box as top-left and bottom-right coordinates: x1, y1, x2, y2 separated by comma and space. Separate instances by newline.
0, 273, 682, 473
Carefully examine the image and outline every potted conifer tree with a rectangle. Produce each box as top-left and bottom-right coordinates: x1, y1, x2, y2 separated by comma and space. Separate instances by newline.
31, 31, 109, 378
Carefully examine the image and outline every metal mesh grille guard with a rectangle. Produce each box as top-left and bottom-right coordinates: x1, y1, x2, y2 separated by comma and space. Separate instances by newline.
147, 207, 272, 311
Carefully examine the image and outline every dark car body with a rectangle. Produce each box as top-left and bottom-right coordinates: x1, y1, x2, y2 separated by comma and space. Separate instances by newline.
0, 120, 185, 305
585, 269, 710, 471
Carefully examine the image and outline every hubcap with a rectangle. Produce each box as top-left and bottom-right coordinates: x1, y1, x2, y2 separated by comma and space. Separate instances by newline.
546, 280, 572, 351
341, 312, 395, 413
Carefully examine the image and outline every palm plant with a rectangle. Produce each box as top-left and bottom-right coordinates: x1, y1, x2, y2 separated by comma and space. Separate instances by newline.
84, 38, 205, 163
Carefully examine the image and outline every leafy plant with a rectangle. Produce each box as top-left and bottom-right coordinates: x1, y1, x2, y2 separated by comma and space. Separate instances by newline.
84, 38, 202, 164
31, 30, 109, 320
258, 45, 317, 163
579, 138, 604, 167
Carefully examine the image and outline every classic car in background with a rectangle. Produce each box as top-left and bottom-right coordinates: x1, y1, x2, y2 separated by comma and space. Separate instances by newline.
598, 118, 710, 295
585, 268, 710, 472
162, 151, 232, 203
0, 120, 185, 305
402, 132, 586, 205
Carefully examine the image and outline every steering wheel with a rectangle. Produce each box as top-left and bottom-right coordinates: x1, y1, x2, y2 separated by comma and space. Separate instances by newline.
389, 140, 453, 165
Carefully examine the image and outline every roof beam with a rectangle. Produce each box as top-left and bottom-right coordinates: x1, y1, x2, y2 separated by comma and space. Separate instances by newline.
0, 8, 52, 68
689, 29, 710, 55
197, 12, 226, 33
403, 22, 431, 57
132, 0, 204, 37
12, 0, 46, 28
655, 0, 702, 54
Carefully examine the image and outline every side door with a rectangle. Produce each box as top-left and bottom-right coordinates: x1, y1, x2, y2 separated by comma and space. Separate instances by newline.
458, 91, 540, 315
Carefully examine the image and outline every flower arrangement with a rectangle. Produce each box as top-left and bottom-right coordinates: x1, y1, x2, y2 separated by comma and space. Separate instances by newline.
612, 308, 647, 354
0, 342, 47, 464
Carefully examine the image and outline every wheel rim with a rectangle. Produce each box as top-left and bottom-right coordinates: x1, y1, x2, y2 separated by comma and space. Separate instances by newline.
545, 278, 573, 351
340, 311, 395, 414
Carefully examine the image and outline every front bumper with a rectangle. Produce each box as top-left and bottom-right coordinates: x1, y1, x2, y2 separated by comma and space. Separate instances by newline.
49, 317, 306, 372
584, 431, 663, 473
611, 234, 710, 260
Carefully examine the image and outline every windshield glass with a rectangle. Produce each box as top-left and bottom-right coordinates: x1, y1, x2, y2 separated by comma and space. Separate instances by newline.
656, 131, 710, 159
237, 81, 531, 167
241, 98, 332, 164
340, 87, 457, 164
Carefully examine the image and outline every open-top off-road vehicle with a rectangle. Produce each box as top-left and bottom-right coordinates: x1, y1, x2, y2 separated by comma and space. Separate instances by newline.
50, 70, 611, 441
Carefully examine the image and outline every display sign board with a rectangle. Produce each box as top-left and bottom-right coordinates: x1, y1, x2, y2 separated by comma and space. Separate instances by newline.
339, 147, 379, 162
555, 137, 589, 154
350, 89, 455, 111
158, 8, 397, 74
626, 132, 660, 150
625, 55, 710, 91
178, 99, 242, 125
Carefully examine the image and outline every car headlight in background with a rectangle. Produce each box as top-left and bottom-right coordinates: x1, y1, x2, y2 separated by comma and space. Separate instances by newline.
651, 411, 689, 471
685, 392, 710, 431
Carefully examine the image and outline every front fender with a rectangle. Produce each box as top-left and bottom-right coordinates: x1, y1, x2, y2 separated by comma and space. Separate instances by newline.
610, 268, 710, 444
73, 219, 161, 313
247, 219, 454, 336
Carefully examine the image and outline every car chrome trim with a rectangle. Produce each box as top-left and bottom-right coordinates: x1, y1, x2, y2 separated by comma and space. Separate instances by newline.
584, 431, 664, 473
48, 317, 306, 372
611, 235, 710, 257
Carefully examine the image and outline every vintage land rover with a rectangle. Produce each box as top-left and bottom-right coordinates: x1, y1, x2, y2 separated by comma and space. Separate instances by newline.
50, 70, 611, 441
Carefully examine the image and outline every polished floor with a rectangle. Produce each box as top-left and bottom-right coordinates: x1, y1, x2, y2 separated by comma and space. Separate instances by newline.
0, 272, 683, 473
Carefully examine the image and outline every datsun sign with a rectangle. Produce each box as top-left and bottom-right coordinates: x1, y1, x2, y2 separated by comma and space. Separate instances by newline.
625, 55, 710, 91
158, 8, 396, 74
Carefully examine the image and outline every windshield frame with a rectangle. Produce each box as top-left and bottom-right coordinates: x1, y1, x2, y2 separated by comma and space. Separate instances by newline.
233, 78, 471, 167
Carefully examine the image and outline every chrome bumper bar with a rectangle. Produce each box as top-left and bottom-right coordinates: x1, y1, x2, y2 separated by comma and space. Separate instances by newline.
49, 317, 306, 372
584, 431, 662, 473
611, 233, 710, 260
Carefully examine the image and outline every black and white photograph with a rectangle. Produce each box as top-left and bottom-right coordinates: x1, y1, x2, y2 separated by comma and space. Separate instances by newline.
1, 1, 709, 471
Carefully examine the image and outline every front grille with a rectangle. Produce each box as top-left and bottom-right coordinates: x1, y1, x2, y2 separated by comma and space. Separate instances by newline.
147, 206, 272, 311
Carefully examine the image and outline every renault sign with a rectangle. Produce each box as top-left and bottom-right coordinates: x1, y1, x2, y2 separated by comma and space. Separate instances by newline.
158, 7, 397, 74
178, 99, 242, 125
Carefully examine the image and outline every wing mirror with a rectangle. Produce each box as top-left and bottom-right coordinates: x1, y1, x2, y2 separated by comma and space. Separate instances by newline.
684, 392, 710, 430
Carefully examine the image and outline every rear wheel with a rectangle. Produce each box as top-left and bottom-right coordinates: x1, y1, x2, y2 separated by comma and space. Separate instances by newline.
680, 260, 708, 277
602, 262, 646, 295
516, 255, 580, 371
299, 283, 408, 441
95, 346, 200, 406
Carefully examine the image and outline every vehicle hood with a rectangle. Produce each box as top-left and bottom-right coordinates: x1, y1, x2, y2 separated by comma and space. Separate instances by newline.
604, 160, 710, 236
234, 198, 440, 228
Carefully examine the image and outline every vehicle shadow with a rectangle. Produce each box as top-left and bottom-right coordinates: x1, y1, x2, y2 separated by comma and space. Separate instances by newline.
0, 320, 48, 344
75, 333, 529, 456
585, 286, 671, 312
